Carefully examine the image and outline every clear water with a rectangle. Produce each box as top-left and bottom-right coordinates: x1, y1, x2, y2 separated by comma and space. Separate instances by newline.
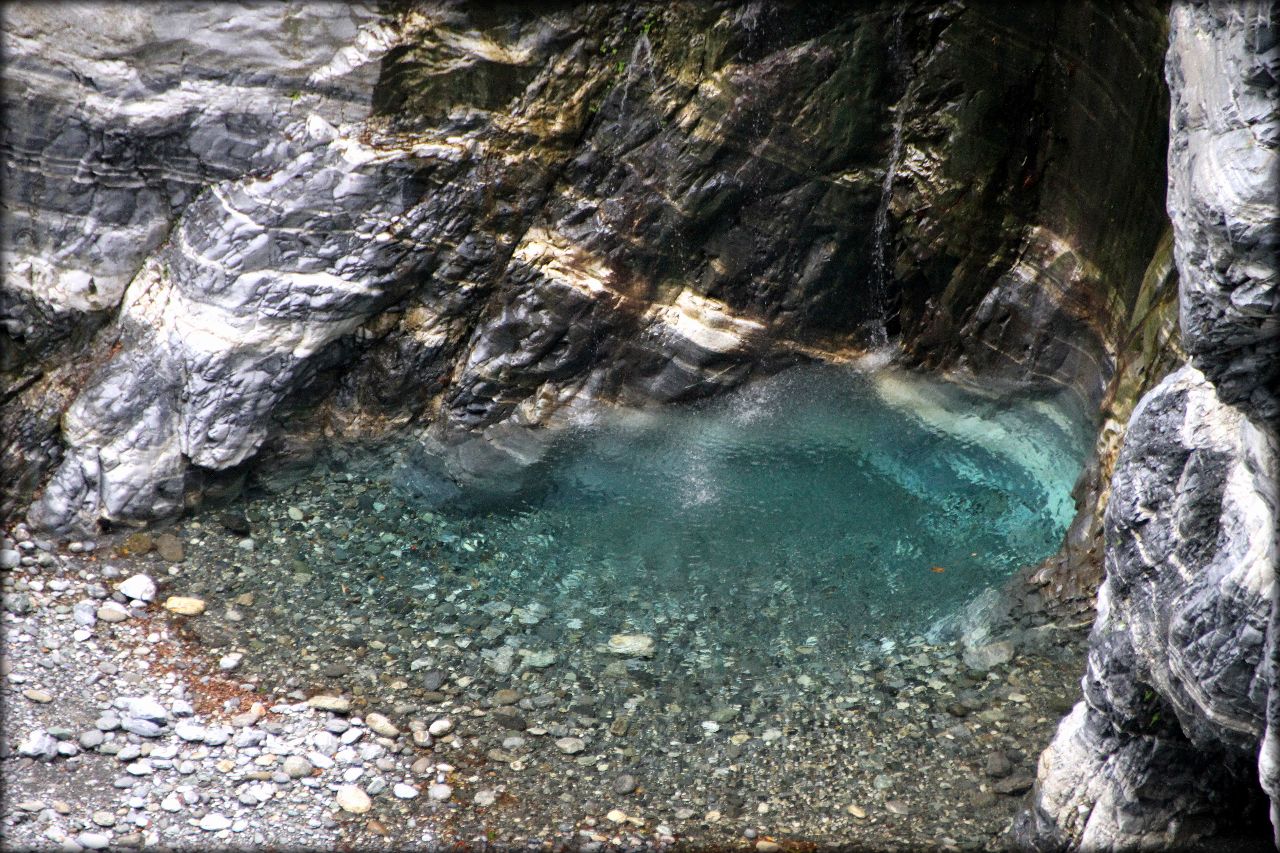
391, 364, 1092, 650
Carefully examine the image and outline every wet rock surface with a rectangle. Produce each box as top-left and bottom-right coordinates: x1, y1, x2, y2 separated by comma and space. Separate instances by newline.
1021, 1, 1280, 849
3, 1, 1172, 535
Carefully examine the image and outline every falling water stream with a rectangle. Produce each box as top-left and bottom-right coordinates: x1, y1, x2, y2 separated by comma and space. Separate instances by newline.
869, 9, 911, 347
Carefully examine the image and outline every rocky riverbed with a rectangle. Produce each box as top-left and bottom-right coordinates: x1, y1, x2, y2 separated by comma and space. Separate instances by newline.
3, 455, 1095, 851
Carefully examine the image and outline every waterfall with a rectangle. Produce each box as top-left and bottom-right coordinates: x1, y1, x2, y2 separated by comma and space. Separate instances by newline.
618, 31, 654, 117
869, 10, 909, 349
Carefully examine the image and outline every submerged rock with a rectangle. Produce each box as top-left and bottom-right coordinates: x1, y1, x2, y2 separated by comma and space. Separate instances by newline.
607, 634, 656, 658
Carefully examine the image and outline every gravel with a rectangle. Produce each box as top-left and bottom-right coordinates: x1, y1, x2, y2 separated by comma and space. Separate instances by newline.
2, 479, 1093, 853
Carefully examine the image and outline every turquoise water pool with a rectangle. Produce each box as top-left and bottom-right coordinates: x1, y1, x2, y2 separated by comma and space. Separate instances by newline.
393, 364, 1093, 651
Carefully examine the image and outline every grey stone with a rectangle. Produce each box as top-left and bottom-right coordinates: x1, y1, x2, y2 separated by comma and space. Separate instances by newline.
17, 730, 58, 759
282, 755, 313, 779
121, 718, 163, 738
96, 602, 130, 623
72, 599, 98, 625
962, 640, 1014, 672
4, 593, 33, 615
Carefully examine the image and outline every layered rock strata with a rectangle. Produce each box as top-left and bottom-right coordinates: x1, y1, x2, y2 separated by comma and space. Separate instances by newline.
2, 0, 1173, 532
1022, 1, 1279, 848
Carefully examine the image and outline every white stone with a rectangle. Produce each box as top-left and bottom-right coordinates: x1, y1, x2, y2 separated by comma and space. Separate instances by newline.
335, 785, 371, 814
307, 695, 351, 713
365, 712, 399, 738
117, 574, 156, 602
607, 634, 655, 658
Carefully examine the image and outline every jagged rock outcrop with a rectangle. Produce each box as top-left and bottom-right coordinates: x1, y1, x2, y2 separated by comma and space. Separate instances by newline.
1, 1, 391, 520
1022, 1, 1279, 848
2, 0, 1174, 532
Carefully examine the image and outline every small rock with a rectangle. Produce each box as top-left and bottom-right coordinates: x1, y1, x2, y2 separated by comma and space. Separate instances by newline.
393, 783, 419, 800
427, 718, 452, 737
77, 832, 111, 850
23, 688, 53, 704
885, 800, 911, 815
153, 533, 184, 562
366, 713, 399, 738
308, 695, 351, 713
117, 574, 156, 602
73, 600, 98, 626
493, 689, 522, 706
963, 640, 1015, 671
606, 809, 628, 824
612, 774, 638, 795
199, 812, 232, 831
0, 549, 20, 569
756, 842, 781, 853
219, 513, 251, 536
523, 650, 556, 669
428, 783, 452, 802
175, 722, 207, 742
18, 730, 57, 759
163, 596, 206, 616
335, 785, 372, 814
91, 810, 116, 827
474, 789, 497, 807
321, 662, 350, 678
490, 708, 527, 731
847, 804, 867, 819
79, 730, 105, 749
555, 737, 586, 755
97, 602, 130, 623
2, 592, 30, 614
283, 755, 314, 779
992, 774, 1034, 795
120, 532, 154, 556
985, 750, 1012, 778
607, 634, 655, 658
118, 696, 168, 722
420, 669, 446, 691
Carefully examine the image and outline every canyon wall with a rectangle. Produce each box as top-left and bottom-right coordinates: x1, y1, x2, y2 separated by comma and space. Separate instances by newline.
2, 0, 1171, 533
7, 0, 1276, 847
1021, 1, 1279, 848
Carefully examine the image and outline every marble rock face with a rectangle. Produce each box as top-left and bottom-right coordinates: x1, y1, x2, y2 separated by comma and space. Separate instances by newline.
1022, 366, 1278, 849
3, 1, 1174, 531
2, 2, 386, 346
1022, 1, 1280, 848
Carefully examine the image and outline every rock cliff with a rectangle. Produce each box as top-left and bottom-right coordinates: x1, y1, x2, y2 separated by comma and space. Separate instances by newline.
1021, 1, 1279, 848
2, 0, 1171, 532
3, 0, 1276, 847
